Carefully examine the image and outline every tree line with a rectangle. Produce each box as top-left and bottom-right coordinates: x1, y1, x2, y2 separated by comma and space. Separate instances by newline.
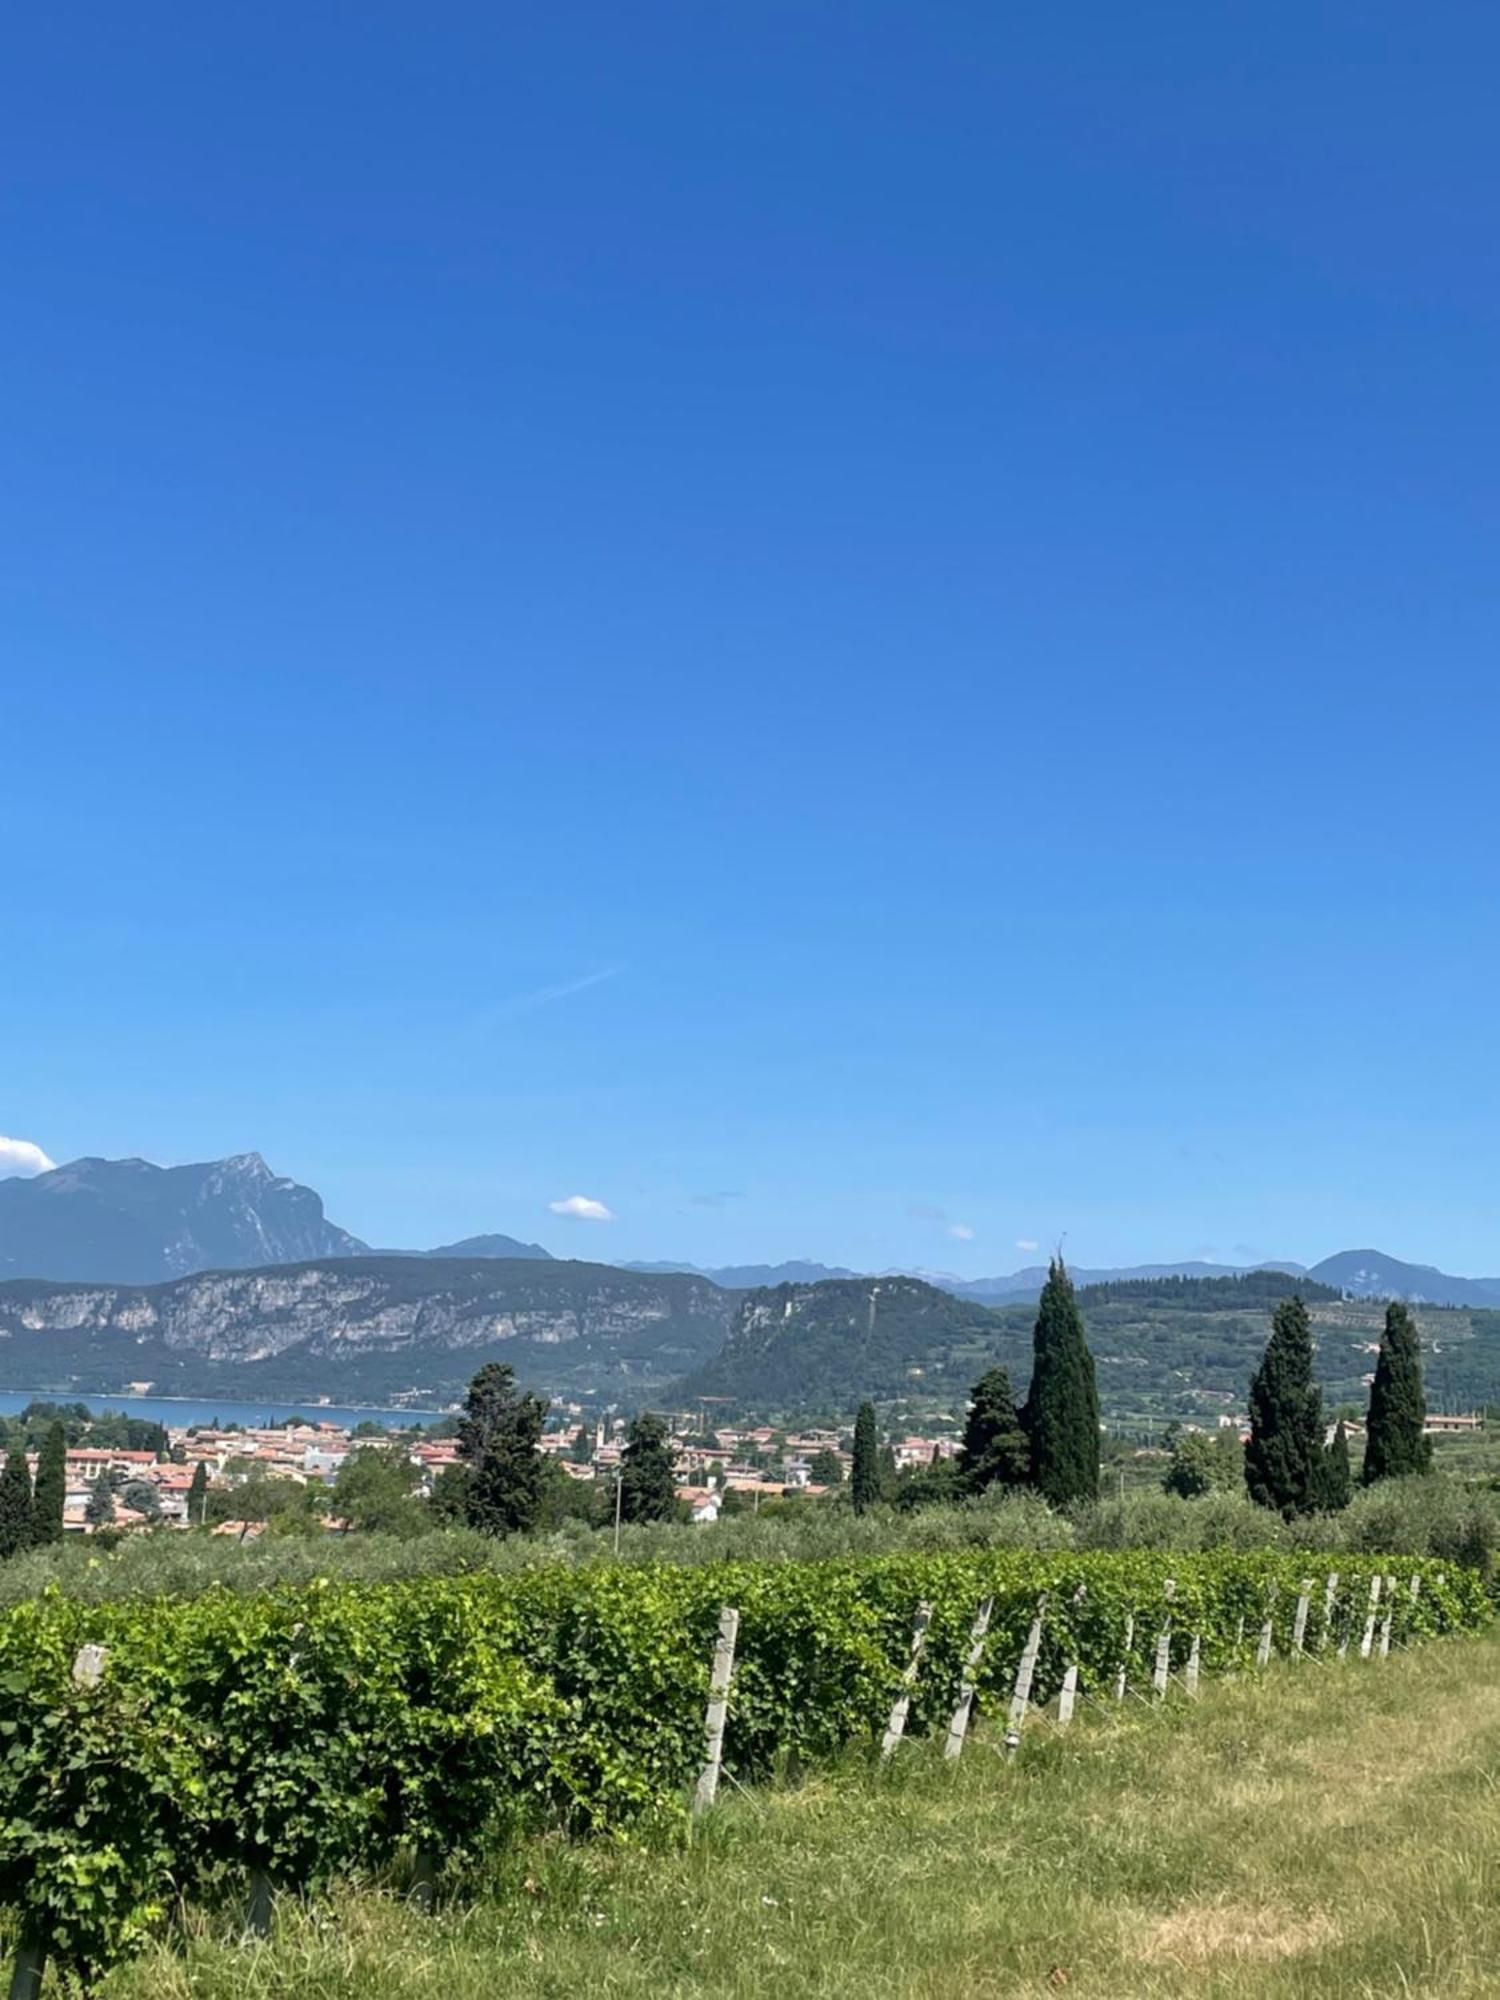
921, 1261, 1434, 1518
847, 1256, 1102, 1513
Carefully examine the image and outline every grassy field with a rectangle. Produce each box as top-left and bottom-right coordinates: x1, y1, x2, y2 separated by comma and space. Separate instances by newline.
95, 1627, 1500, 2000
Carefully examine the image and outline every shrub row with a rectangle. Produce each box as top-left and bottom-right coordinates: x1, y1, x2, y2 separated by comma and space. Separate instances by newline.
0, 1549, 1484, 1983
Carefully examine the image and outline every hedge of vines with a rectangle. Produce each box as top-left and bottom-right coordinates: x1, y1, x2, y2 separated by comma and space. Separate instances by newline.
0, 1549, 1485, 1983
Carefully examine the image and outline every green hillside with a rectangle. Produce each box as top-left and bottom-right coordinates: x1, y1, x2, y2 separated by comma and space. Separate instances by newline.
677, 1270, 1499, 1425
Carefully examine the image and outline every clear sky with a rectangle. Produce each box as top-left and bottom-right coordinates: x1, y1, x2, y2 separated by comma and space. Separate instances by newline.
6, 3, 1500, 1275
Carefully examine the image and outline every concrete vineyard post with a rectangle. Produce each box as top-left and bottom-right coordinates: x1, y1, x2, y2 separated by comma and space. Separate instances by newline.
1256, 1588, 1276, 1670
1057, 1662, 1079, 1727
1152, 1581, 1176, 1699
1379, 1574, 1397, 1658
6, 1941, 46, 2000
1185, 1632, 1201, 1697
245, 1872, 273, 1940
1322, 1573, 1339, 1652
1359, 1575, 1382, 1660
692, 1606, 740, 1814
1004, 1594, 1049, 1754
881, 1600, 933, 1759
1292, 1580, 1312, 1656
71, 1645, 108, 1690
944, 1596, 995, 1760
1114, 1613, 1135, 1701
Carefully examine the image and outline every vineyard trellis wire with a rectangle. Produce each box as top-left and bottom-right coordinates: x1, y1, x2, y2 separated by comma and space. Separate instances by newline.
0, 1548, 1486, 1992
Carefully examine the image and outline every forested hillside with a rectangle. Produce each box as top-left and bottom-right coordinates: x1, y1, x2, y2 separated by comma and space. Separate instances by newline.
677, 1271, 1500, 1424
0, 1258, 733, 1403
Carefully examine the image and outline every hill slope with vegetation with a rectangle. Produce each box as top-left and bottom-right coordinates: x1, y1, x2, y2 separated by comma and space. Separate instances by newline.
0, 1257, 733, 1403
677, 1269, 1500, 1425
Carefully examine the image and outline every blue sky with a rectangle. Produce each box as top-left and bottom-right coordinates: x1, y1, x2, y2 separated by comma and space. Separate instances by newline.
6, 3, 1500, 1273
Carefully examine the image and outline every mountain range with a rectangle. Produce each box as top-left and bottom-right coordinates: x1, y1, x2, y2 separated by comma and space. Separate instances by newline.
4, 1151, 1500, 1310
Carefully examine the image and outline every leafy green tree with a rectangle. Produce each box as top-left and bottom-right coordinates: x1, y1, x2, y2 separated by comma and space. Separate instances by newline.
333, 1443, 426, 1536
958, 1366, 1028, 1497
1318, 1419, 1353, 1512
538, 1458, 610, 1528
619, 1412, 678, 1524
1025, 1259, 1100, 1505
850, 1401, 880, 1515
457, 1362, 548, 1538
187, 1459, 210, 1527
426, 1461, 473, 1525
808, 1446, 844, 1486
1363, 1301, 1432, 1483
1245, 1295, 1324, 1517
1162, 1429, 1240, 1498
119, 1479, 162, 1523
892, 1458, 961, 1512
0, 1448, 33, 1558
85, 1477, 116, 1530
30, 1423, 67, 1546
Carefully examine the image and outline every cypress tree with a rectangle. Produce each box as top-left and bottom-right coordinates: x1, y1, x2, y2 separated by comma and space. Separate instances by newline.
85, 1476, 116, 1531
958, 1366, 1029, 1497
187, 1459, 210, 1527
457, 1362, 548, 1538
850, 1401, 880, 1515
1363, 1301, 1432, 1483
1024, 1259, 1100, 1505
0, 1449, 33, 1558
29, 1423, 66, 1547
1319, 1419, 1353, 1512
618, 1412, 678, 1524
1245, 1295, 1324, 1517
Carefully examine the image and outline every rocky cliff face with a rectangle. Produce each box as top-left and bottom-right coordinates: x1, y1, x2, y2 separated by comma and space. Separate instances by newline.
0, 1153, 369, 1282
0, 1256, 734, 1400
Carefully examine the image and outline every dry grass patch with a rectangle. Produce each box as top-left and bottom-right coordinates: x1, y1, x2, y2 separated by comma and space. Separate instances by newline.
1135, 1901, 1338, 1966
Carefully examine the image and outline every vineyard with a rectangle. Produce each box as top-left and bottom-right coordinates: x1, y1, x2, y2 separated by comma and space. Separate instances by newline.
0, 1550, 1486, 1990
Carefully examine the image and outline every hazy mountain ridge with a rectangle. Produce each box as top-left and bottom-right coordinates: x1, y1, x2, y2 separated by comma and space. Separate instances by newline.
6, 1150, 1500, 1319
0, 1154, 366, 1284
1304, 1249, 1500, 1309
0, 1256, 732, 1402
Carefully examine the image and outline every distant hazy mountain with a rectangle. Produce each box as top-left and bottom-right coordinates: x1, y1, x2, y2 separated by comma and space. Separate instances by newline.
941, 1258, 1307, 1303
1306, 1249, 1500, 1309
624, 1259, 860, 1288
628, 1256, 1299, 1300
0, 1154, 366, 1284
0, 1255, 732, 1402
419, 1233, 553, 1261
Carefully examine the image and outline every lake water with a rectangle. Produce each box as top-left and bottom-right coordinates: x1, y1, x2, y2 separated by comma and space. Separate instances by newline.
0, 1390, 449, 1430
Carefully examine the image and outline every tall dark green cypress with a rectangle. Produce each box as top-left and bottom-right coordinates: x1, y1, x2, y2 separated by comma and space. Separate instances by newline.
1363, 1301, 1432, 1483
618, 1412, 678, 1524
1024, 1259, 1100, 1505
958, 1366, 1029, 1497
1245, 1295, 1324, 1517
0, 1448, 33, 1558
850, 1400, 880, 1515
29, 1423, 66, 1547
187, 1458, 210, 1527
457, 1362, 548, 1538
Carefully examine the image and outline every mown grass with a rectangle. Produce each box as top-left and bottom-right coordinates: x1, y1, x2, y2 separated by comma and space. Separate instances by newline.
93, 1628, 1500, 1998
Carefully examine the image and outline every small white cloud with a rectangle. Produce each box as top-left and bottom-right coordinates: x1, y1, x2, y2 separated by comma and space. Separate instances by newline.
549, 1194, 615, 1222
0, 1135, 55, 1179
1015, 1237, 1039, 1253
947, 1223, 975, 1242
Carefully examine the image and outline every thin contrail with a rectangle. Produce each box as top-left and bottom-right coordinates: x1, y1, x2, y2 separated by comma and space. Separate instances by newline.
475, 965, 621, 1030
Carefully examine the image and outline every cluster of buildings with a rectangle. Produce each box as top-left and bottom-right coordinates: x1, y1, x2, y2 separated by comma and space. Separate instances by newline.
51, 1422, 460, 1534
49, 1411, 967, 1533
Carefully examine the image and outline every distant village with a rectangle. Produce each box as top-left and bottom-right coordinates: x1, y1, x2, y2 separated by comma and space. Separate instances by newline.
36, 1411, 970, 1535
